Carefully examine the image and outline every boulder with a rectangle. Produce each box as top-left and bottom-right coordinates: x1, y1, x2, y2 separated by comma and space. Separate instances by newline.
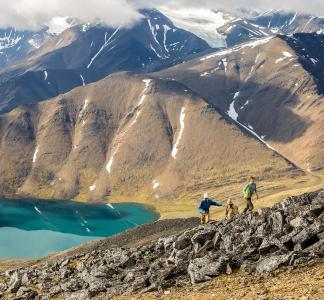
255, 254, 291, 274
188, 255, 228, 283
14, 287, 37, 300
8, 272, 22, 293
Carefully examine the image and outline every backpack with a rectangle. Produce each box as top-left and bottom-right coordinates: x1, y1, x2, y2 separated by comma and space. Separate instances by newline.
244, 184, 253, 199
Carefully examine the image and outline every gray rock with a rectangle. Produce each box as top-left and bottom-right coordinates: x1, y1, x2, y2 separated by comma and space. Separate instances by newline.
174, 233, 191, 250
255, 254, 291, 274
64, 290, 90, 300
290, 217, 305, 228
188, 256, 228, 283
14, 287, 37, 300
191, 228, 216, 246
8, 272, 22, 293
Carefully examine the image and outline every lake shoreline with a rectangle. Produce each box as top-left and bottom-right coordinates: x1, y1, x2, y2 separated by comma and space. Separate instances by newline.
0, 199, 158, 260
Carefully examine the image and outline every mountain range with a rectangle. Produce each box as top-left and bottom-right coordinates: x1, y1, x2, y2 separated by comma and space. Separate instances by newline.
0, 7, 323, 202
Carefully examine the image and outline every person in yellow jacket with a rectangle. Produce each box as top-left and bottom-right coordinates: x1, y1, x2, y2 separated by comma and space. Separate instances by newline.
225, 199, 239, 219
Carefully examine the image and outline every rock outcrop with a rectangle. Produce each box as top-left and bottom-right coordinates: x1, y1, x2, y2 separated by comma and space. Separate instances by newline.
0, 190, 323, 299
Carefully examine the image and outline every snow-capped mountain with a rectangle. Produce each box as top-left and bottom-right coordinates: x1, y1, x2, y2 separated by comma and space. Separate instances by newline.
162, 7, 324, 49
0, 9, 211, 113
251, 10, 324, 35
159, 7, 236, 48
216, 19, 273, 47
0, 17, 76, 69
0, 28, 49, 68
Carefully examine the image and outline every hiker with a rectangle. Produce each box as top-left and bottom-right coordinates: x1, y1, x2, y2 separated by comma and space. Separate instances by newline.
225, 199, 239, 219
198, 193, 222, 224
243, 176, 259, 213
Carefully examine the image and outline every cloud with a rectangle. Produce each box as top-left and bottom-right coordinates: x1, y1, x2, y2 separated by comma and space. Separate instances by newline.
136, 0, 324, 16
0, 0, 323, 31
0, 0, 142, 30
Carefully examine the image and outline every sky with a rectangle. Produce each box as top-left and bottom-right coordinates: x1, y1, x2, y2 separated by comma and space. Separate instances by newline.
0, 0, 323, 31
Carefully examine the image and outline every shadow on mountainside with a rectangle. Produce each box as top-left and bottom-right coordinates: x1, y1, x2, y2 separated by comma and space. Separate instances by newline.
153, 70, 313, 144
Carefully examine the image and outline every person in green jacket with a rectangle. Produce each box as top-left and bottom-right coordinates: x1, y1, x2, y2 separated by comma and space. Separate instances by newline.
243, 176, 259, 213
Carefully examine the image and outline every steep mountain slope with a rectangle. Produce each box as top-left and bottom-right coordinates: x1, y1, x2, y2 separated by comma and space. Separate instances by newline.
251, 10, 324, 35
217, 19, 273, 47
0, 17, 75, 69
281, 33, 324, 94
0, 10, 211, 114
0, 72, 297, 201
156, 35, 324, 172
0, 28, 49, 69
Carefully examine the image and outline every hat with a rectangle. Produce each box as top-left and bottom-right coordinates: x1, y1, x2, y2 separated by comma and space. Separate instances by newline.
227, 199, 233, 205
204, 193, 208, 198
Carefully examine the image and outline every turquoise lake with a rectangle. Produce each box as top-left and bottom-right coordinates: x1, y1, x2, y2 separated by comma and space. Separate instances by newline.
0, 199, 158, 259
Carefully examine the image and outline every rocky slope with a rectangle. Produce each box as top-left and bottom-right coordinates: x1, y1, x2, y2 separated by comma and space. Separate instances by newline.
156, 35, 324, 172
0, 71, 298, 200
0, 189, 322, 299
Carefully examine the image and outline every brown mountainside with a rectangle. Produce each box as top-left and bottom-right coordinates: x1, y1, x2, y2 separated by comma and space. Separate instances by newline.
155, 36, 324, 172
0, 72, 298, 202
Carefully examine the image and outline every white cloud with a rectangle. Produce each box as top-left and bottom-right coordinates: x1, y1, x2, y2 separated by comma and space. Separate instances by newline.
0, 0, 142, 30
137, 0, 324, 17
0, 0, 323, 31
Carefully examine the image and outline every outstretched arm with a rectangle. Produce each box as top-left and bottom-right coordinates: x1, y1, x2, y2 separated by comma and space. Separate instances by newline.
210, 200, 222, 207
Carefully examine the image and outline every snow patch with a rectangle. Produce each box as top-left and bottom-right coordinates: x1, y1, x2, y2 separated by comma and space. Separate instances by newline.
81, 23, 90, 32
310, 58, 318, 65
288, 13, 297, 26
200, 37, 273, 61
152, 180, 160, 189
89, 184, 96, 192
227, 101, 238, 121
106, 79, 152, 174
150, 43, 162, 59
33, 146, 39, 163
160, 7, 233, 47
222, 58, 228, 72
28, 39, 41, 49
106, 157, 114, 174
148, 19, 166, 58
79, 99, 89, 118
87, 27, 120, 68
306, 163, 312, 173
275, 51, 294, 64
80, 74, 85, 86
240, 100, 250, 110
171, 107, 186, 159
226, 106, 276, 151
162, 24, 171, 53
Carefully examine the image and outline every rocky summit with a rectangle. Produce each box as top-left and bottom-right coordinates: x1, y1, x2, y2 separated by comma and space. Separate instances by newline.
0, 189, 323, 299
